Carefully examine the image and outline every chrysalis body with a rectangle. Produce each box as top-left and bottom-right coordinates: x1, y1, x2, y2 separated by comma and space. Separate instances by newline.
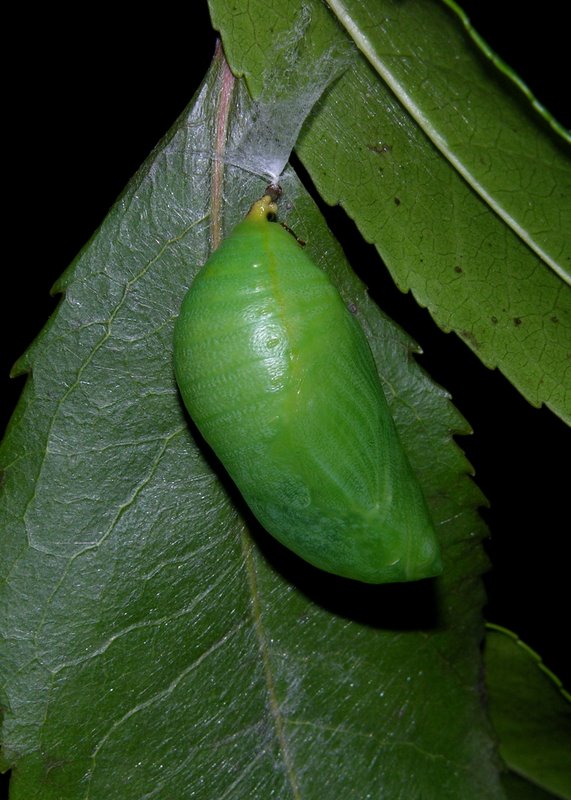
174, 196, 442, 583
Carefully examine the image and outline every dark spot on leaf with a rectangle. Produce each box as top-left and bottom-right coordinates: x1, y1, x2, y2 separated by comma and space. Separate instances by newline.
368, 142, 392, 155
43, 753, 72, 778
348, 302, 358, 315
513, 317, 522, 326
394, 197, 401, 206
491, 316, 498, 324
454, 265, 463, 274
551, 315, 559, 324
461, 330, 481, 350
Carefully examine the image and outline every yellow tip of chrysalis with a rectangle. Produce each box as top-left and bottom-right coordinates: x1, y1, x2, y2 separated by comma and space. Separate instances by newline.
246, 195, 278, 222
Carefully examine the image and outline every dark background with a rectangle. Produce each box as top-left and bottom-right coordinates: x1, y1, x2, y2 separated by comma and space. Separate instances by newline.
3, 11, 569, 781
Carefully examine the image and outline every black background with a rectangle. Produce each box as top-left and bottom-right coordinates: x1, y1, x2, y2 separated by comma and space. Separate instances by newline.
2, 9, 569, 789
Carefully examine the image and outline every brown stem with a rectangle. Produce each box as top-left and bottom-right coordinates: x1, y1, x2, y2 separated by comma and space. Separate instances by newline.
211, 41, 236, 251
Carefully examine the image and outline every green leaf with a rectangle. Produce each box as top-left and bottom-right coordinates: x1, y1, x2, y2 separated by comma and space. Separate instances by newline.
326, 0, 571, 279
210, 0, 571, 424
0, 47, 503, 798
485, 625, 571, 799
502, 771, 564, 800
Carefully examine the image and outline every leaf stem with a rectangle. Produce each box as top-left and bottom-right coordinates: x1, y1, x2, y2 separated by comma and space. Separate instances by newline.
211, 41, 236, 251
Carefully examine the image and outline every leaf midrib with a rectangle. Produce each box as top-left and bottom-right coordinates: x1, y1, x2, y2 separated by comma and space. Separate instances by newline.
326, 0, 571, 287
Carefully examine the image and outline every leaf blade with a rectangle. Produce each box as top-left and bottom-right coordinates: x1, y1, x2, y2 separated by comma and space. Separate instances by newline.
325, 0, 571, 283
485, 625, 571, 799
211, 0, 571, 422
2, 46, 503, 800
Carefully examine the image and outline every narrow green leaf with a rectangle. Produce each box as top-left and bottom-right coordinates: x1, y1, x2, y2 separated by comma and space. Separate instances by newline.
485, 625, 571, 799
325, 0, 571, 282
210, 0, 571, 423
0, 48, 504, 797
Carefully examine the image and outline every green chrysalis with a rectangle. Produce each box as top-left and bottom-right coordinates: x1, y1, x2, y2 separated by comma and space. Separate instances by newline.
174, 194, 442, 583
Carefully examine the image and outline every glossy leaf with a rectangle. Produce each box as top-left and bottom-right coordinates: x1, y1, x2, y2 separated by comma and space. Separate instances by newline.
0, 47, 500, 798
485, 625, 571, 799
210, 0, 571, 423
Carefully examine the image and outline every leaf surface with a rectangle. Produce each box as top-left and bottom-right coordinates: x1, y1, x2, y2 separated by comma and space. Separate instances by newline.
485, 625, 571, 799
211, 0, 571, 423
1, 43, 502, 800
